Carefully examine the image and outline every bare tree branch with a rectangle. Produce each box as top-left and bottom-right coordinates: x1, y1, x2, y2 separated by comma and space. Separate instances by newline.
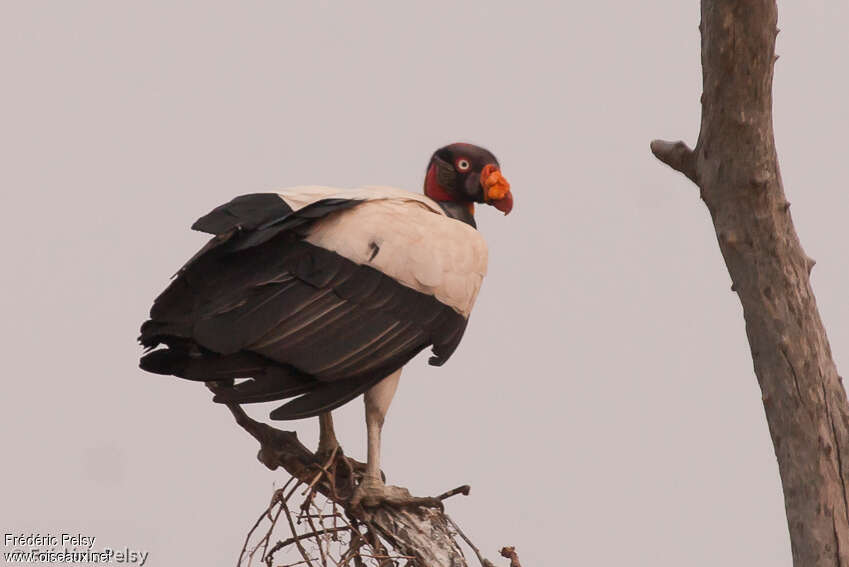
217, 396, 512, 567
649, 139, 697, 184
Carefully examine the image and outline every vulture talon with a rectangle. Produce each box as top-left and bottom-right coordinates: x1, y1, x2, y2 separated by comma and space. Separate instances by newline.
316, 412, 341, 462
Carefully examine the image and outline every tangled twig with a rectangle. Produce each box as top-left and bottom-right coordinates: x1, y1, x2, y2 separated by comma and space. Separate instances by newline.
220, 398, 524, 567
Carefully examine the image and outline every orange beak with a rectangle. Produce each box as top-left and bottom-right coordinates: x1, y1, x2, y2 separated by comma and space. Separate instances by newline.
481, 164, 513, 215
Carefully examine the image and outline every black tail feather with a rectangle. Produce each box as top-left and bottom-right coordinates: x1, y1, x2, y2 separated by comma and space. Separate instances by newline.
268, 373, 384, 420
139, 346, 312, 393
139, 349, 188, 376
212, 374, 315, 404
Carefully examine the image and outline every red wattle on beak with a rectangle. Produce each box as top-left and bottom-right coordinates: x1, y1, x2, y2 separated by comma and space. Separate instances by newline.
492, 191, 513, 214
481, 164, 513, 215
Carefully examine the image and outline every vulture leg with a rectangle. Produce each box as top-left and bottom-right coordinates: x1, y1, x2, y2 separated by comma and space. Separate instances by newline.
351, 369, 404, 506
363, 369, 401, 484
351, 369, 440, 509
316, 412, 340, 458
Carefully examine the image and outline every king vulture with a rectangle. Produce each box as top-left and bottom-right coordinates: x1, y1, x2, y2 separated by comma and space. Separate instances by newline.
139, 143, 513, 506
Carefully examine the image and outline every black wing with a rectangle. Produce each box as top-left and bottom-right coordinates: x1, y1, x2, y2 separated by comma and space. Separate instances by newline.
139, 193, 467, 420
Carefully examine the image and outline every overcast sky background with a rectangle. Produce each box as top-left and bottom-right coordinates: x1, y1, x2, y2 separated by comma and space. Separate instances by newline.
2, 2, 848, 565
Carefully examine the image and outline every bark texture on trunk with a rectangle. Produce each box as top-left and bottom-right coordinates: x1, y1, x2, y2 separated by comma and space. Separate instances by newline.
652, 2, 849, 565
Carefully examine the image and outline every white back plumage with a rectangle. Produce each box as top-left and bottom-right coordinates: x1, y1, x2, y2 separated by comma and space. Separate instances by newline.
277, 186, 488, 318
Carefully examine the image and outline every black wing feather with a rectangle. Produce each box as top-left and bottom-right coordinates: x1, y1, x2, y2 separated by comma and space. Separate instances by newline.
139, 193, 469, 420
192, 193, 293, 234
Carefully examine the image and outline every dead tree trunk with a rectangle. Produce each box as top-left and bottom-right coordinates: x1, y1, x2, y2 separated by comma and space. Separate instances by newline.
651, 1, 849, 565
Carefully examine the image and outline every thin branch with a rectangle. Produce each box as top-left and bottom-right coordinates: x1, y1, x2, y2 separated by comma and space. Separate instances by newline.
445, 515, 496, 567
437, 485, 471, 501
265, 528, 350, 563
259, 501, 284, 565
304, 446, 338, 496
302, 493, 329, 567
238, 506, 272, 567
280, 496, 317, 567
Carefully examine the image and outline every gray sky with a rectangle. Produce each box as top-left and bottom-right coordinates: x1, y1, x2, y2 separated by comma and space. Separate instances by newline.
2, 2, 848, 565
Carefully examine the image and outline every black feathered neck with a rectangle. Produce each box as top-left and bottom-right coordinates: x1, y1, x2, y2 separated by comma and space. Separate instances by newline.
438, 201, 476, 228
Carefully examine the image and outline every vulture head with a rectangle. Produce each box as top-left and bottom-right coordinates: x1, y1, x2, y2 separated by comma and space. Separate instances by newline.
424, 143, 513, 224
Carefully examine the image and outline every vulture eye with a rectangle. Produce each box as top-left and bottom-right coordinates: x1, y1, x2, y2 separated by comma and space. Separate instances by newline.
456, 158, 471, 172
